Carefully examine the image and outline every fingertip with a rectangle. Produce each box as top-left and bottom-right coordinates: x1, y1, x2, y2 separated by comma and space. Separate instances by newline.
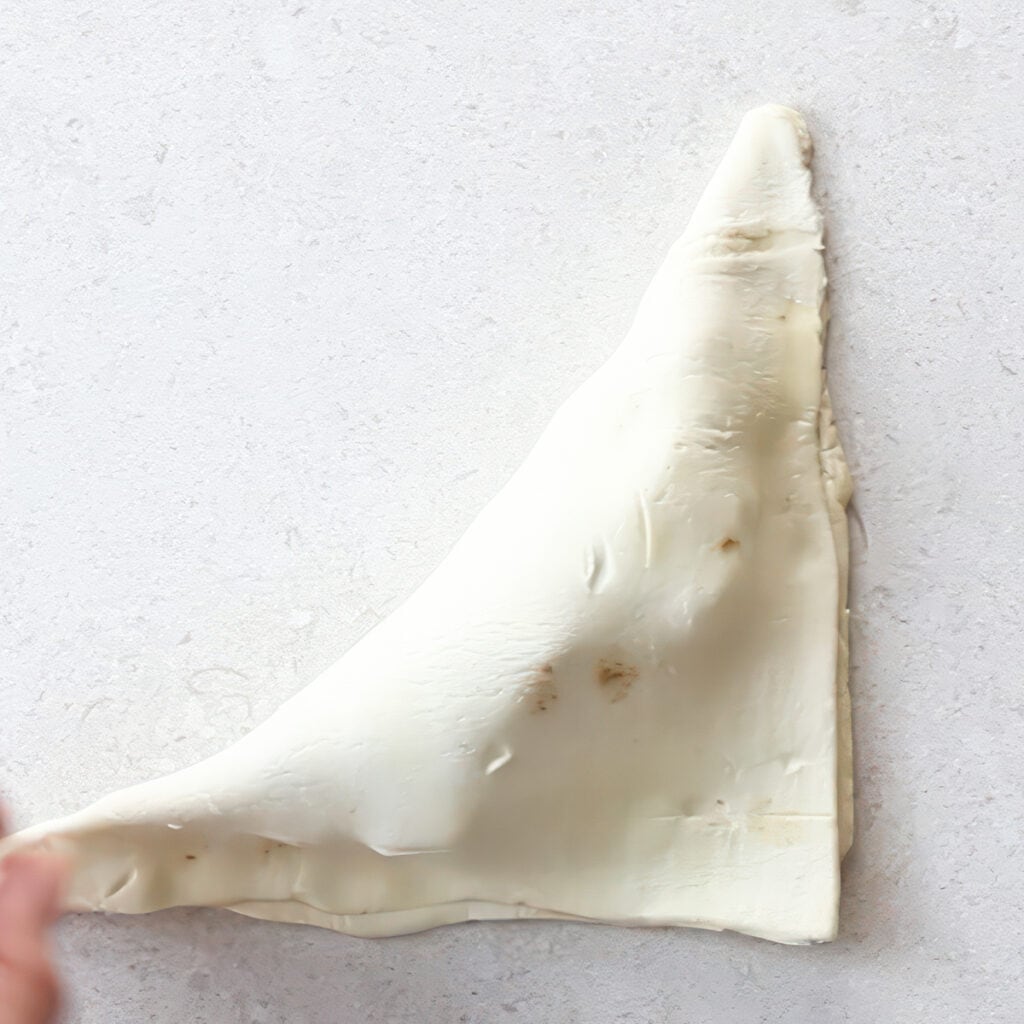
0, 853, 68, 922
41, 855, 71, 922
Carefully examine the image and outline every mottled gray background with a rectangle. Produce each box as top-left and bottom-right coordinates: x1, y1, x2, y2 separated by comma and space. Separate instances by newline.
2, 1, 1022, 1021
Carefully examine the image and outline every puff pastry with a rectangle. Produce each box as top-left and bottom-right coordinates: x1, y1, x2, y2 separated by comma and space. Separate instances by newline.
0, 105, 852, 944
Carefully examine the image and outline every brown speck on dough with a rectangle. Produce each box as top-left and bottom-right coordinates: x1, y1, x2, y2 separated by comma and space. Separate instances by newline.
597, 659, 639, 702
714, 537, 740, 552
529, 663, 558, 713
185, 854, 196, 860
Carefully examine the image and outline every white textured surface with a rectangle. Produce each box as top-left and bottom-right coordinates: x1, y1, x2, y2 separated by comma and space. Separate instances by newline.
1, 1, 1021, 1021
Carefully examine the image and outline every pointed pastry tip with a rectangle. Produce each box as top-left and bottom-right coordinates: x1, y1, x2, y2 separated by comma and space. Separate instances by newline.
739, 105, 813, 164
683, 104, 819, 242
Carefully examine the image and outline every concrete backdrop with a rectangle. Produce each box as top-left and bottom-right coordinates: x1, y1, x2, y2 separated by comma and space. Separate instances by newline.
2, 1, 1022, 1021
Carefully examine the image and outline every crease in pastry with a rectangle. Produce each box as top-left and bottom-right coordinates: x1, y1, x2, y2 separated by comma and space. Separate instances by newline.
0, 104, 852, 945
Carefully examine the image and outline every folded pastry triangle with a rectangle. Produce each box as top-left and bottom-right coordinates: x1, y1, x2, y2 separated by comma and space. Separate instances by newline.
1, 105, 852, 945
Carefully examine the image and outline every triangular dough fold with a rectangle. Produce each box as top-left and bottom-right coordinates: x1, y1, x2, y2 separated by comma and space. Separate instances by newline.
1, 105, 852, 945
